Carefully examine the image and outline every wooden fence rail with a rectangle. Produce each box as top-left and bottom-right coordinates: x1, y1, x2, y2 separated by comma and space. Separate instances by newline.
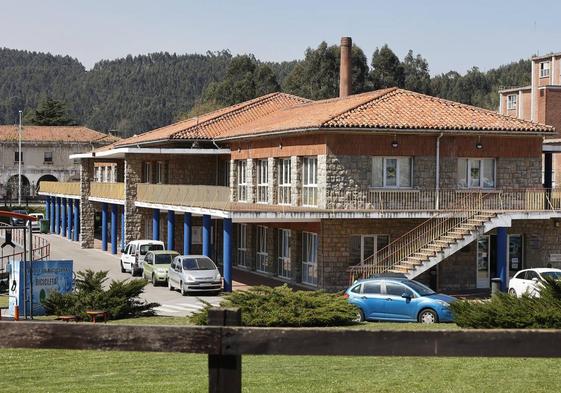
2, 308, 561, 392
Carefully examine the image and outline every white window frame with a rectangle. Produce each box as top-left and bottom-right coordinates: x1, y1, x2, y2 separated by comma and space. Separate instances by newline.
278, 158, 292, 205
371, 157, 413, 188
302, 157, 318, 207
302, 232, 318, 286
237, 161, 248, 202
506, 94, 517, 110
143, 162, 153, 184
355, 234, 390, 265
156, 161, 166, 184
458, 158, 496, 189
257, 159, 269, 204
540, 61, 551, 78
256, 226, 268, 273
278, 229, 291, 279
237, 224, 248, 268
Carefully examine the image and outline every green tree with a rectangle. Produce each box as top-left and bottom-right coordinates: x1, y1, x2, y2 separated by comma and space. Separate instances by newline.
370, 44, 404, 89
28, 97, 76, 126
402, 50, 431, 94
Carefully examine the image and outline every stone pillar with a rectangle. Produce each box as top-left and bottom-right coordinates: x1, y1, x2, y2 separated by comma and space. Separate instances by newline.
317, 154, 327, 209
497, 227, 508, 292
111, 204, 118, 255
223, 218, 233, 292
268, 157, 277, 204
152, 209, 160, 241
291, 156, 302, 206
101, 202, 108, 252
66, 199, 73, 239
124, 155, 143, 245
116, 159, 125, 183
246, 158, 256, 204
229, 159, 238, 202
184, 212, 192, 255
73, 200, 79, 242
167, 210, 175, 251
80, 158, 95, 248
290, 229, 302, 283
268, 227, 277, 276
203, 214, 212, 258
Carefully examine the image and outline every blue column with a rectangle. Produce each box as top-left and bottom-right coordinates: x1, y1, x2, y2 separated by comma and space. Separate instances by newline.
167, 210, 175, 251
152, 209, 160, 241
67, 200, 73, 239
49, 197, 55, 233
183, 212, 192, 255
55, 197, 60, 234
45, 197, 50, 228
497, 227, 508, 292
61, 198, 67, 236
121, 208, 125, 250
223, 218, 232, 292
202, 214, 212, 258
111, 204, 118, 255
101, 203, 108, 252
73, 200, 79, 241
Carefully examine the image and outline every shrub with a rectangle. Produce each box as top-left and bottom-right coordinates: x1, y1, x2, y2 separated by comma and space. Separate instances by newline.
42, 269, 159, 320
190, 285, 358, 327
451, 278, 561, 328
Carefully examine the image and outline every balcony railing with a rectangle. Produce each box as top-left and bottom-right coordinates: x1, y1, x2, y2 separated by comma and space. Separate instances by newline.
38, 181, 80, 196
137, 184, 231, 210
90, 182, 125, 200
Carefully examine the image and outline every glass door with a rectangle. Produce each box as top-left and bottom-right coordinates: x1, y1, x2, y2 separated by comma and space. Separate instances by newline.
476, 236, 490, 288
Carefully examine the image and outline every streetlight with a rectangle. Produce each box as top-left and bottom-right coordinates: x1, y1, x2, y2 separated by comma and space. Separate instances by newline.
18, 110, 22, 206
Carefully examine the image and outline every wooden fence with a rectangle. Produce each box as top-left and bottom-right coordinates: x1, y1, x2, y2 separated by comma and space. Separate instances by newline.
2, 308, 561, 392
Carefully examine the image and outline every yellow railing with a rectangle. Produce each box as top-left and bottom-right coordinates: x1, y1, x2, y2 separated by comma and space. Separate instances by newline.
90, 182, 125, 200
137, 184, 231, 210
38, 181, 80, 196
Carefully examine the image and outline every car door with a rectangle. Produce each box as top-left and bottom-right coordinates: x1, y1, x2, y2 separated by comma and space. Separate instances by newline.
143, 253, 153, 278
359, 281, 386, 320
382, 281, 417, 321
169, 258, 179, 285
523, 270, 540, 295
124, 244, 136, 268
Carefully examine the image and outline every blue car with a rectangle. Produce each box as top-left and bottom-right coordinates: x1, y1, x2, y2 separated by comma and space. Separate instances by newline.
345, 276, 456, 323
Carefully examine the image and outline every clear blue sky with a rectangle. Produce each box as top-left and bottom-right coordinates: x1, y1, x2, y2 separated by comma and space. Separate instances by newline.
1, 0, 560, 75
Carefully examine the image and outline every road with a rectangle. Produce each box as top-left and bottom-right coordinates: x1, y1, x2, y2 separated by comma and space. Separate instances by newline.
42, 234, 222, 316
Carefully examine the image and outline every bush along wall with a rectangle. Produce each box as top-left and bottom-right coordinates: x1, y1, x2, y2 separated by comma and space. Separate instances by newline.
451, 278, 561, 328
190, 284, 358, 327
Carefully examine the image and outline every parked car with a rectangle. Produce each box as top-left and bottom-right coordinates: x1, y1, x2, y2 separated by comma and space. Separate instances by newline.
508, 268, 561, 297
29, 213, 44, 232
142, 250, 179, 286
10, 210, 28, 226
168, 255, 222, 295
120, 240, 165, 276
344, 276, 456, 323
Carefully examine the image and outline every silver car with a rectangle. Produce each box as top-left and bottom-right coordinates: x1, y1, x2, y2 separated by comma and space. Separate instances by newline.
168, 255, 222, 295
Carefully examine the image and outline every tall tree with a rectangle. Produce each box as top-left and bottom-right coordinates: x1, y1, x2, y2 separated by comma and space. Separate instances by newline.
370, 45, 404, 89
402, 50, 432, 94
27, 97, 76, 126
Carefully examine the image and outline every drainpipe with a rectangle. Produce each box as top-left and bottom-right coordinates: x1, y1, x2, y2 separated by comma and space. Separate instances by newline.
435, 133, 443, 210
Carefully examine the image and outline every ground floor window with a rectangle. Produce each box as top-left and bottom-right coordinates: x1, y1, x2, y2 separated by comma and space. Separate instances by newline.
256, 226, 268, 273
237, 224, 248, 268
278, 229, 291, 279
302, 232, 318, 285
349, 234, 390, 265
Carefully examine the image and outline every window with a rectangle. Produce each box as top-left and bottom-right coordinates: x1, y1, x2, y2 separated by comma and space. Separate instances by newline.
349, 234, 390, 265
257, 159, 269, 203
525, 270, 539, 281
237, 161, 247, 202
506, 94, 517, 110
237, 224, 248, 268
44, 151, 53, 164
540, 61, 550, 78
143, 162, 153, 183
302, 157, 318, 206
256, 226, 268, 273
385, 282, 412, 297
14, 151, 23, 163
371, 157, 412, 188
457, 158, 495, 188
362, 282, 382, 294
278, 229, 291, 278
278, 159, 292, 205
302, 232, 318, 285
156, 161, 167, 184
95, 167, 102, 182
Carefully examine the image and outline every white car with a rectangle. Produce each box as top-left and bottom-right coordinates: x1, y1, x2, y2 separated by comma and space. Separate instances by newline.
168, 255, 222, 295
29, 213, 44, 232
120, 240, 165, 276
508, 268, 561, 297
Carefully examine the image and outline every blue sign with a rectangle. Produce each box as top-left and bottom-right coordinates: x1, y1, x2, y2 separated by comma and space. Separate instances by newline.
8, 260, 73, 317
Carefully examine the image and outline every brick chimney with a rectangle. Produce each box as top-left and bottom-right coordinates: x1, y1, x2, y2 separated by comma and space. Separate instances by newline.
339, 37, 352, 97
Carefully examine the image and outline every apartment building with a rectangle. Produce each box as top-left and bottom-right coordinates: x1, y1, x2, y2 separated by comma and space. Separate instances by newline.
40, 38, 561, 293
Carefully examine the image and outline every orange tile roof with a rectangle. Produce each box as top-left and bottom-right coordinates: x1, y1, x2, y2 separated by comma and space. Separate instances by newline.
0, 125, 118, 144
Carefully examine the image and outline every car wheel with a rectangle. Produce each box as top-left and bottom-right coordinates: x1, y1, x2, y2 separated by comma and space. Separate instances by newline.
180, 282, 187, 296
508, 288, 517, 297
168, 279, 174, 291
120, 262, 125, 273
354, 308, 365, 323
418, 309, 438, 324
152, 274, 157, 286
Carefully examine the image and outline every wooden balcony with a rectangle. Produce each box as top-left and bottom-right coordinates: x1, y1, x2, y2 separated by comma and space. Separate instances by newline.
137, 184, 231, 210
38, 181, 80, 197
90, 182, 125, 201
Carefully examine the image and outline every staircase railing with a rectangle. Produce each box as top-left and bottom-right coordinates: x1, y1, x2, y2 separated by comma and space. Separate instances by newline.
348, 192, 492, 282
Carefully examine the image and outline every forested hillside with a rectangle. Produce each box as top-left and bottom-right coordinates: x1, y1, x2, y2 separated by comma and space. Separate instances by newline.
0, 45, 533, 136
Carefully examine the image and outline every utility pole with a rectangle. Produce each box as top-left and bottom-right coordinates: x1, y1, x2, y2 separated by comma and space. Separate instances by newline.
18, 110, 22, 206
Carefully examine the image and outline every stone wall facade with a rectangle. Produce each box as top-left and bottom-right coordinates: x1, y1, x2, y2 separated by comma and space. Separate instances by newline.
124, 155, 143, 244
79, 158, 95, 248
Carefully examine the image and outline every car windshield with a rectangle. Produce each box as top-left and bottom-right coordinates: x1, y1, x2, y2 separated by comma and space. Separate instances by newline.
154, 254, 174, 264
182, 258, 217, 271
541, 271, 561, 280
405, 280, 436, 296
139, 244, 164, 255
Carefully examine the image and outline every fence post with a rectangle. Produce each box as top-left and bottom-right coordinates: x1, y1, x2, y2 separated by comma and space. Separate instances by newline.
208, 308, 242, 393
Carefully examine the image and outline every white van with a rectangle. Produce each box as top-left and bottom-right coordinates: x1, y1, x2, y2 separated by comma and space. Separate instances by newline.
120, 240, 165, 276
